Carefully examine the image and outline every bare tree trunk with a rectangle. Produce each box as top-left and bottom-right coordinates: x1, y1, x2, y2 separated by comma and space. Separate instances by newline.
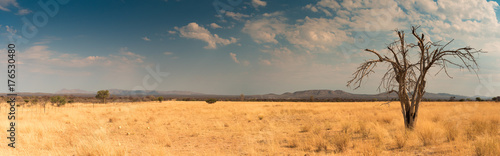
404, 108, 417, 129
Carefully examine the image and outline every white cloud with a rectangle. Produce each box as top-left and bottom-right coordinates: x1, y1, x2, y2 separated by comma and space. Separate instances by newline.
286, 17, 351, 51
229, 52, 250, 66
164, 52, 173, 55
229, 52, 240, 64
317, 0, 340, 10
5, 25, 16, 34
168, 30, 176, 34
210, 23, 222, 29
175, 22, 237, 49
415, 0, 438, 13
252, 0, 267, 8
142, 36, 151, 41
243, 13, 351, 51
242, 14, 287, 44
225, 11, 250, 21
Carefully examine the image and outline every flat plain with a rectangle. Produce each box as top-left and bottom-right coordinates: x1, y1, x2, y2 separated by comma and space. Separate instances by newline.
1, 101, 499, 155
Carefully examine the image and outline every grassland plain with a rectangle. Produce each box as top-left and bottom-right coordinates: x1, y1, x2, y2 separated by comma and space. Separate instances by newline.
0, 101, 499, 155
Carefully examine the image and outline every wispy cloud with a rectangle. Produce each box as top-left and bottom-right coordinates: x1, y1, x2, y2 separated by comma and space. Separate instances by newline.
210, 23, 222, 29
230, 52, 240, 64
225, 11, 250, 21
16, 8, 30, 15
0, 0, 19, 11
142, 36, 151, 41
252, 0, 267, 8
0, 0, 31, 15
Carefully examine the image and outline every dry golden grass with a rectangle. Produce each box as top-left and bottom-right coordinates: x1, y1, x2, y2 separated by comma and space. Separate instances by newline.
0, 101, 499, 155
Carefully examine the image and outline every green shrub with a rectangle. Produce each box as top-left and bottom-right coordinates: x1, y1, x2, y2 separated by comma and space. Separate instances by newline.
50, 96, 66, 107
206, 98, 217, 104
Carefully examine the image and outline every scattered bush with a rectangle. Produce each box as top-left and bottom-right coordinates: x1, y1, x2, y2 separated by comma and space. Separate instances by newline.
50, 96, 66, 107
205, 98, 217, 104
96, 90, 110, 104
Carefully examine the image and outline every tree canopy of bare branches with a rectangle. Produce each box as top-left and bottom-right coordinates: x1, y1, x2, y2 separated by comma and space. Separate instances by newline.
347, 26, 482, 129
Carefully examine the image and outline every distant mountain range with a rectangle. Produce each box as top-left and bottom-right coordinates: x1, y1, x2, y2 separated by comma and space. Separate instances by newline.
49, 89, 489, 100
56, 88, 205, 96
245, 90, 474, 100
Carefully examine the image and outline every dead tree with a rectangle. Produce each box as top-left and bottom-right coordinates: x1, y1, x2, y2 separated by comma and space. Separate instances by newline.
347, 26, 482, 130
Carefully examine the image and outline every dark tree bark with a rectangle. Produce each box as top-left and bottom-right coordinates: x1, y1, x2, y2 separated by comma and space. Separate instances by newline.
347, 26, 482, 130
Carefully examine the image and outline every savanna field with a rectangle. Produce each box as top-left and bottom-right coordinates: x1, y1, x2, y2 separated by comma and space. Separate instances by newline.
0, 101, 499, 155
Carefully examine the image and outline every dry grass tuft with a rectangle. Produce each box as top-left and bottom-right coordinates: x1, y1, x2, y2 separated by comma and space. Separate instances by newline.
341, 122, 351, 134
417, 122, 441, 146
300, 124, 312, 133
331, 132, 350, 153
467, 117, 499, 141
473, 135, 500, 156
371, 123, 389, 148
359, 141, 381, 156
443, 120, 459, 142
313, 135, 328, 152
393, 129, 409, 149
356, 121, 370, 139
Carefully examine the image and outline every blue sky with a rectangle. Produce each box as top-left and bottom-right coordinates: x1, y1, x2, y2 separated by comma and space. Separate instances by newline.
1, 0, 500, 96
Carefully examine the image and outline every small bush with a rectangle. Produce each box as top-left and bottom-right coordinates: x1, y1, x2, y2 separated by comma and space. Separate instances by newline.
205, 98, 217, 104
